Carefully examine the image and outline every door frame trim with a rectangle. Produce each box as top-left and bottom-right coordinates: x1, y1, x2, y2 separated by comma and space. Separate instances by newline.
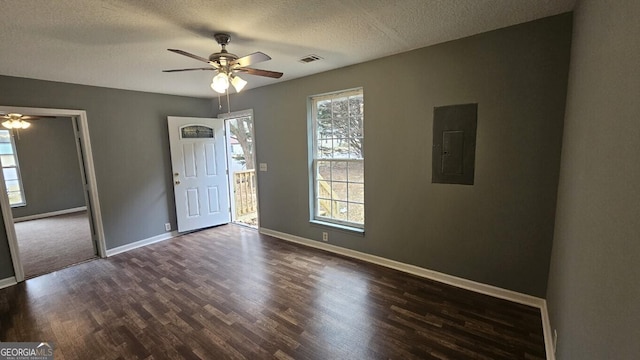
0, 105, 106, 282
218, 109, 259, 227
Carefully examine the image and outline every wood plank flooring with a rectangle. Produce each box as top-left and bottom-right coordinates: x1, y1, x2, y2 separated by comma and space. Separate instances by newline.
0, 225, 546, 359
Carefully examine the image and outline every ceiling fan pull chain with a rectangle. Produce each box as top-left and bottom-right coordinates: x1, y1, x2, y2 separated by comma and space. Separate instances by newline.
226, 89, 231, 114
218, 94, 222, 110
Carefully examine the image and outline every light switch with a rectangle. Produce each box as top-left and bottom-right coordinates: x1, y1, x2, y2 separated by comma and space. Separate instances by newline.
259, 163, 268, 172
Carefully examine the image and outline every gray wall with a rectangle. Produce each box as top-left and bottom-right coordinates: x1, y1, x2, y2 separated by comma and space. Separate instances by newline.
0, 77, 213, 279
228, 14, 572, 297
546, 0, 640, 358
11, 117, 86, 218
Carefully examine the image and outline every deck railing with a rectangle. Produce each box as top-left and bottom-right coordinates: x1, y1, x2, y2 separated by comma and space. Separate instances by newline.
233, 169, 257, 218
317, 175, 340, 218
232, 170, 338, 223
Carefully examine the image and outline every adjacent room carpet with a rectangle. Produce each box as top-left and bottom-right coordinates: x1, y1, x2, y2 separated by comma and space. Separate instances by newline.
15, 211, 96, 278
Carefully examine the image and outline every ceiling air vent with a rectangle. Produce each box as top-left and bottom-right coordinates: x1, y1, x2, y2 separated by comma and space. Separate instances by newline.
299, 54, 323, 64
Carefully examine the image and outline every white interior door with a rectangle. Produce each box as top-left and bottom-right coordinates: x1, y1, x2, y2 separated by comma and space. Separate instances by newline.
168, 117, 230, 232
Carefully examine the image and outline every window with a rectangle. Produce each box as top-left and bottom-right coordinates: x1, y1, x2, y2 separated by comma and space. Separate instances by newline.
0, 130, 26, 207
310, 88, 364, 229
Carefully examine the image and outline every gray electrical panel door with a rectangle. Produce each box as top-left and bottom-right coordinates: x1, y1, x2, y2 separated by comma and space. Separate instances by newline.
432, 103, 477, 185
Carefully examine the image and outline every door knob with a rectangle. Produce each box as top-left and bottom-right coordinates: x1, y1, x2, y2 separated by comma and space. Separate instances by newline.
175, 180, 181, 185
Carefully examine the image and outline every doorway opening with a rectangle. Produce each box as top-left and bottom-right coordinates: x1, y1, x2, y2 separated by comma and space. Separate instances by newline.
221, 110, 258, 228
8, 116, 96, 278
0, 106, 105, 283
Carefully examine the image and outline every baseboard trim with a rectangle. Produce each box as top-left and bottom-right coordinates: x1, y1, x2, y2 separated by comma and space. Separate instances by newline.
105, 231, 179, 257
13, 206, 87, 223
0, 276, 17, 289
259, 227, 555, 359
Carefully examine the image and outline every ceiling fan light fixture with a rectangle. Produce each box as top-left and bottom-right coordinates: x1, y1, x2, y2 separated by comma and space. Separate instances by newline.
1, 113, 31, 129
2, 119, 30, 129
211, 72, 229, 93
230, 75, 247, 92
165, 33, 283, 95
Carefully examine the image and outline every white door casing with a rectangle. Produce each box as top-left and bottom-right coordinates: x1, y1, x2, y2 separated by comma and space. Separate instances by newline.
168, 117, 230, 232
219, 109, 258, 226
0, 106, 106, 284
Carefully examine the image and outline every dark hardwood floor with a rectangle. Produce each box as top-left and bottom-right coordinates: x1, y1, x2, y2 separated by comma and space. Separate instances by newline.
0, 225, 546, 359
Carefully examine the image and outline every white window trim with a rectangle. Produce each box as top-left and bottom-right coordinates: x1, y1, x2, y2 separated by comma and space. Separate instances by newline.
308, 88, 364, 231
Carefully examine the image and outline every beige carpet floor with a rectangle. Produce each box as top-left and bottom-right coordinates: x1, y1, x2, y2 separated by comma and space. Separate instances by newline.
15, 211, 96, 278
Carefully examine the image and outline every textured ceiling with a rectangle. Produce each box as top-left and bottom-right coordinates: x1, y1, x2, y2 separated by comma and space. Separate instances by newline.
0, 0, 575, 98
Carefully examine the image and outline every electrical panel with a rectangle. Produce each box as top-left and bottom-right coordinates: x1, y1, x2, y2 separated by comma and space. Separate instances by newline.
432, 103, 477, 185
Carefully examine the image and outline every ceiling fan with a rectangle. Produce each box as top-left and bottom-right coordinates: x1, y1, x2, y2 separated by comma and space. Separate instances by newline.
0, 113, 53, 130
164, 33, 283, 94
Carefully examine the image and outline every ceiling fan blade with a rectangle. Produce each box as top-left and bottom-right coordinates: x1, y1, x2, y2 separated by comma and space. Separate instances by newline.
231, 52, 271, 68
167, 49, 218, 67
163, 68, 216, 73
0, 114, 55, 120
20, 116, 56, 120
238, 67, 283, 79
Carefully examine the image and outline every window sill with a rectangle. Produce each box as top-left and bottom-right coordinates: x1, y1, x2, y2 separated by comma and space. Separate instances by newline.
310, 220, 365, 236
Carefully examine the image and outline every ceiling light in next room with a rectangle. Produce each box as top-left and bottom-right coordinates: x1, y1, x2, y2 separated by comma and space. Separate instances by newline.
1, 114, 31, 129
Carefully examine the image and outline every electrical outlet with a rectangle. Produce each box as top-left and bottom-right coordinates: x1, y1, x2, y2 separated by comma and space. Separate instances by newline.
165, 223, 171, 231
553, 329, 558, 353
322, 232, 328, 242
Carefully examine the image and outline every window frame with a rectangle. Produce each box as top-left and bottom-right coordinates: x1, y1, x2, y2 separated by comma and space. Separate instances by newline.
0, 129, 26, 207
308, 88, 364, 231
